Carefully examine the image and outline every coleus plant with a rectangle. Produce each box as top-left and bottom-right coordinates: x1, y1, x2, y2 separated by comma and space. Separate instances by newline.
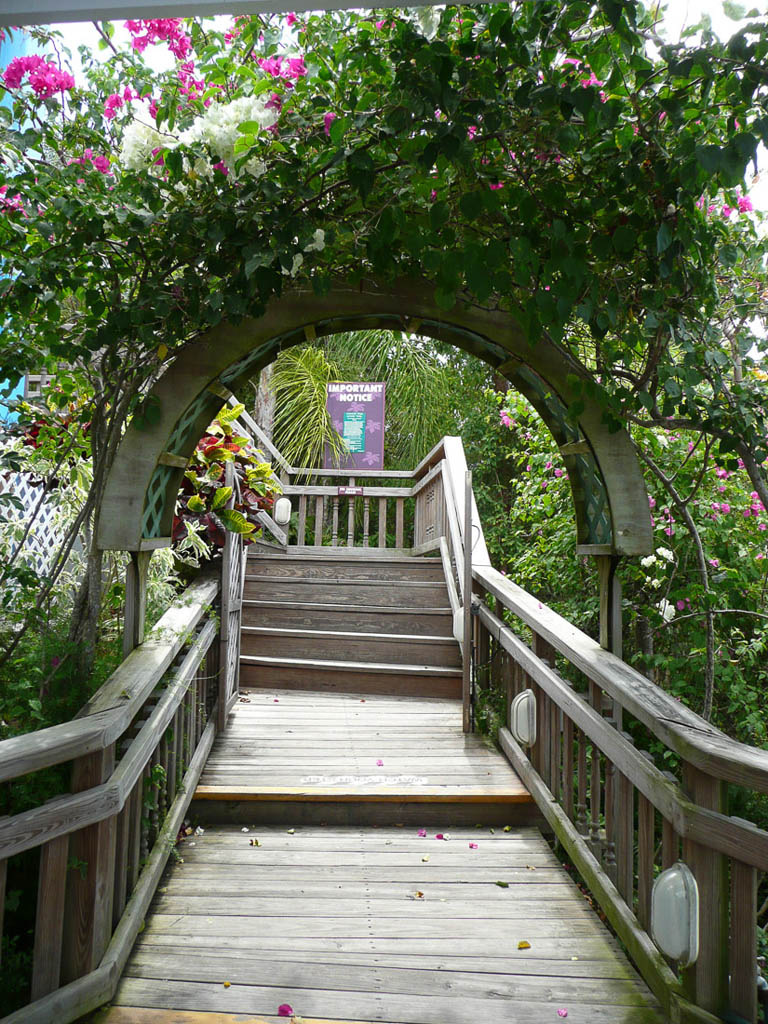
172, 403, 280, 550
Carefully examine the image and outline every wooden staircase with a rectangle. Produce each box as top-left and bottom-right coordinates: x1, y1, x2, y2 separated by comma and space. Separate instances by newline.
239, 550, 463, 698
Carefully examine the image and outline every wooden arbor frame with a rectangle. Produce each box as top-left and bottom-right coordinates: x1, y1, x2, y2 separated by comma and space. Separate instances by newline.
98, 278, 653, 565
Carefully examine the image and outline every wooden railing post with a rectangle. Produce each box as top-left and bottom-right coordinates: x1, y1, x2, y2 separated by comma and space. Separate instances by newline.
123, 550, 152, 658
462, 470, 472, 732
681, 764, 729, 1017
61, 745, 117, 984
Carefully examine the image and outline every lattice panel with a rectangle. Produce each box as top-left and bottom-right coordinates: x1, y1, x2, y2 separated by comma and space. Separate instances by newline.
142, 464, 176, 540
0, 470, 63, 573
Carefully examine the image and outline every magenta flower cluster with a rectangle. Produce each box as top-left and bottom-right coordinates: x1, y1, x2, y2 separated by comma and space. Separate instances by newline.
125, 19, 192, 61
68, 148, 111, 174
256, 55, 307, 88
0, 184, 25, 214
2, 55, 74, 97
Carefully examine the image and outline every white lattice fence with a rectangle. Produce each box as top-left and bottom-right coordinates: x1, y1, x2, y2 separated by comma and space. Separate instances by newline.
0, 470, 61, 574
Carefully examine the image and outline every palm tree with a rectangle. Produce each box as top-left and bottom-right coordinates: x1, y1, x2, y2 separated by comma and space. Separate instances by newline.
270, 330, 458, 471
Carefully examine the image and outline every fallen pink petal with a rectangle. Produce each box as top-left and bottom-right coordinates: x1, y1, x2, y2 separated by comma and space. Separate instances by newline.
435, 833, 444, 840
417, 828, 427, 837
469, 842, 478, 849
278, 1005, 293, 1017
557, 1010, 568, 1018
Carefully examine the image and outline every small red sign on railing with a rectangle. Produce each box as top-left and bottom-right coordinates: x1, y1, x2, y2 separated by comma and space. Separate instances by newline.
338, 485, 364, 496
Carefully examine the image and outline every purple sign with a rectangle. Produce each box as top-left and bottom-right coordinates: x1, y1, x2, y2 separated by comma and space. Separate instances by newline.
325, 382, 386, 471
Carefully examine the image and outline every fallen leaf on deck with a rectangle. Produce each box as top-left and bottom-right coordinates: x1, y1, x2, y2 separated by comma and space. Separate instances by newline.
287, 829, 295, 835
184, 827, 193, 836
503, 825, 512, 832
518, 940, 531, 950
422, 854, 430, 862
495, 881, 509, 888
223, 981, 231, 988
489, 828, 495, 834
278, 1004, 293, 1017
407, 891, 425, 900
195, 826, 205, 836
238, 696, 251, 703
557, 1010, 568, 1018
526, 864, 536, 870
250, 839, 261, 847
241, 827, 249, 833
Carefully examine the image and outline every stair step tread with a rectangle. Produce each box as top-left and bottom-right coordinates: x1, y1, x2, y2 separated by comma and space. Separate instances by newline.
194, 784, 532, 802
240, 655, 462, 676
242, 599, 451, 614
242, 626, 456, 644
250, 551, 442, 563
245, 575, 445, 587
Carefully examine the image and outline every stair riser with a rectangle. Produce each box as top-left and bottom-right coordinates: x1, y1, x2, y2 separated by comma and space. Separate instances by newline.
240, 663, 462, 698
241, 633, 461, 669
189, 798, 543, 828
247, 557, 446, 582
244, 580, 449, 608
242, 605, 454, 636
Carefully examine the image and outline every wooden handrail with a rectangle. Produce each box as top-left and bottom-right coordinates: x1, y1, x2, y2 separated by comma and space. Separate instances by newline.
474, 563, 768, 793
0, 574, 226, 1024
0, 576, 218, 784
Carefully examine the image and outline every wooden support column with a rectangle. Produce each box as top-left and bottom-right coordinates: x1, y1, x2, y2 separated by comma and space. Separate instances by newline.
31, 834, 69, 999
62, 745, 117, 983
595, 554, 622, 658
123, 550, 152, 658
681, 765, 729, 1018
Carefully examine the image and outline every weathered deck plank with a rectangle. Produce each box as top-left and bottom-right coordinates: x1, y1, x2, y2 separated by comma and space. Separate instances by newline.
106, 691, 664, 1023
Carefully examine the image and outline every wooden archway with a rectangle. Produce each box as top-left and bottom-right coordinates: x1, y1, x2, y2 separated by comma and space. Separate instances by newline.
98, 278, 653, 558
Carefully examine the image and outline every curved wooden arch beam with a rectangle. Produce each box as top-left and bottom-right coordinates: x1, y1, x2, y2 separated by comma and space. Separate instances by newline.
97, 279, 652, 556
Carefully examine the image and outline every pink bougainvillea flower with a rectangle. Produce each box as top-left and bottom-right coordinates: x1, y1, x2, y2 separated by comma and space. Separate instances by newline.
708, 558, 720, 568
376, 759, 384, 766
212, 161, 229, 176
469, 842, 478, 849
323, 111, 337, 136
435, 833, 444, 840
554, 468, 563, 477
286, 11, 297, 25
738, 194, 754, 213
722, 204, 733, 218
557, 1011, 568, 1019
277, 1005, 293, 1018
92, 155, 111, 173
489, 182, 504, 190
417, 828, 427, 837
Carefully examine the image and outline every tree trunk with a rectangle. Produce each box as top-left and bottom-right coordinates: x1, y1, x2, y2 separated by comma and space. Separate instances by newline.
252, 363, 275, 440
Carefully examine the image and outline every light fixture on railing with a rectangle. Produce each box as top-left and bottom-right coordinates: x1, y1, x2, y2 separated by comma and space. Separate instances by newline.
510, 689, 536, 746
274, 497, 292, 526
651, 861, 699, 966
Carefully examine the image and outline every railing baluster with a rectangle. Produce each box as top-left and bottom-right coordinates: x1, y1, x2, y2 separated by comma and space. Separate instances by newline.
314, 495, 324, 546
549, 700, 560, 802
395, 497, 404, 548
604, 751, 617, 878
127, 775, 142, 893
378, 497, 387, 547
30, 834, 68, 999
576, 727, 588, 836
332, 497, 339, 546
347, 478, 356, 546
297, 494, 307, 546
616, 768, 634, 905
363, 497, 370, 547
562, 712, 574, 822
636, 771, 655, 930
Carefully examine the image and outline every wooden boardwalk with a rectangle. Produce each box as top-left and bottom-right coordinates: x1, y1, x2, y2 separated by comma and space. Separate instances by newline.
103, 691, 665, 1023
